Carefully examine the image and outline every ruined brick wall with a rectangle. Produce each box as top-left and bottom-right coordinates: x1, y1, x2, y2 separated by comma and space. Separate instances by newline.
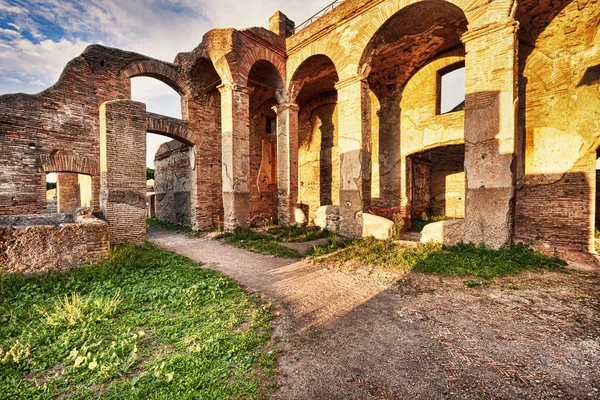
100, 100, 147, 245
0, 212, 109, 274
298, 101, 339, 221
0, 45, 184, 217
514, 0, 600, 251
154, 140, 191, 227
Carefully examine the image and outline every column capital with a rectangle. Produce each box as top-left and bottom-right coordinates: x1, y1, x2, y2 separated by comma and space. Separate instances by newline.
217, 83, 254, 95
334, 75, 368, 91
461, 19, 519, 44
272, 102, 299, 113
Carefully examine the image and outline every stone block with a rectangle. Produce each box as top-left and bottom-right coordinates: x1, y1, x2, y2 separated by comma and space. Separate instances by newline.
420, 219, 464, 246
362, 213, 395, 240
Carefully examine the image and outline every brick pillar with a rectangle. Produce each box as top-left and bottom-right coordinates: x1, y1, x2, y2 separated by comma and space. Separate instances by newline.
461, 20, 518, 248
335, 76, 372, 237
273, 102, 299, 225
100, 100, 147, 245
57, 172, 79, 214
219, 84, 253, 231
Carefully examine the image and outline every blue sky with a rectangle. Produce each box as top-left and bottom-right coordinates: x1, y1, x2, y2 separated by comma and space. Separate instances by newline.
0, 0, 332, 167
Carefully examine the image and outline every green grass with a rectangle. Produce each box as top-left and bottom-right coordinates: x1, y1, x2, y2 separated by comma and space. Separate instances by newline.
0, 244, 275, 399
146, 218, 205, 237
314, 238, 567, 283
217, 229, 303, 258
264, 226, 330, 243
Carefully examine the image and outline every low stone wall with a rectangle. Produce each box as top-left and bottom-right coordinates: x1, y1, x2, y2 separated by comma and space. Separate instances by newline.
0, 210, 110, 274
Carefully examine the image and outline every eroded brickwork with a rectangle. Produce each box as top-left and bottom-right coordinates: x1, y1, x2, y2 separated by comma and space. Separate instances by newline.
0, 0, 598, 254
100, 100, 147, 245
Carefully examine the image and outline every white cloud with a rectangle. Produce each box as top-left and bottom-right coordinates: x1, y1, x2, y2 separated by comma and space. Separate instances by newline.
7, 22, 21, 31
0, 0, 335, 166
0, 1, 28, 15
0, 27, 20, 38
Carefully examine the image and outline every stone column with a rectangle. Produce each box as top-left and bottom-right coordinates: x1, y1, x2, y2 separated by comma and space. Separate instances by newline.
461, 20, 519, 248
335, 76, 372, 237
100, 100, 147, 245
56, 172, 79, 214
376, 97, 402, 208
219, 83, 253, 230
273, 102, 299, 225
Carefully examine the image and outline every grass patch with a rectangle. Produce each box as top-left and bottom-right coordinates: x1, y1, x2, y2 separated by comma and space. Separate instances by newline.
0, 243, 275, 399
264, 226, 330, 243
217, 228, 303, 258
146, 218, 205, 237
314, 238, 567, 283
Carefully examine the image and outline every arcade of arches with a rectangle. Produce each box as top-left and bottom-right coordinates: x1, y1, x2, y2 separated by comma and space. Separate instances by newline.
1, 0, 599, 255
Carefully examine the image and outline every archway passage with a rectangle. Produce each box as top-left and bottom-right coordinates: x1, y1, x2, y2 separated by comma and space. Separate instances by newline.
152, 139, 193, 227
291, 55, 339, 222
360, 0, 468, 212
407, 144, 465, 231
247, 60, 284, 226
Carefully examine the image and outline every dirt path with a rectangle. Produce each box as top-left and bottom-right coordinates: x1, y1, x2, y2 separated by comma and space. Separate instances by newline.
148, 227, 600, 400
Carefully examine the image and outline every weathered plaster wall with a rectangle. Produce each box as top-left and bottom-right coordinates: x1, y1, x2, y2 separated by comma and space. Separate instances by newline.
515, 0, 600, 251
399, 53, 465, 217
0, 211, 109, 274
154, 140, 192, 227
298, 101, 339, 221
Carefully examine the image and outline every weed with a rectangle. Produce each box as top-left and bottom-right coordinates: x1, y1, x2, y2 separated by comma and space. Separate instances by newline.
392, 213, 404, 240
146, 218, 205, 237
217, 228, 303, 258
315, 238, 567, 284
0, 243, 275, 399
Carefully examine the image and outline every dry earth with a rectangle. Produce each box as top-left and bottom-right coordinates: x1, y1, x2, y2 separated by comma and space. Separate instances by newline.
148, 227, 600, 400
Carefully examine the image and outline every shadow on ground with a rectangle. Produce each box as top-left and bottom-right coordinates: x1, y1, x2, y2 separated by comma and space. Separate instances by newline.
148, 226, 600, 400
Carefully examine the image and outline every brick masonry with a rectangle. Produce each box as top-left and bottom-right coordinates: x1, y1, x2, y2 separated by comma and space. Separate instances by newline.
0, 0, 598, 253
0, 211, 109, 274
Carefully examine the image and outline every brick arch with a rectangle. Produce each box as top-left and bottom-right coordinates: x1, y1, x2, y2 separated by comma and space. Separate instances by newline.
288, 54, 339, 107
145, 113, 196, 146
37, 154, 99, 176
286, 45, 345, 90
120, 60, 188, 96
299, 91, 338, 123
237, 47, 286, 89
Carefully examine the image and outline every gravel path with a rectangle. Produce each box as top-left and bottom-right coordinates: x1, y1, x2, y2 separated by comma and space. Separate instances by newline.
148, 227, 600, 400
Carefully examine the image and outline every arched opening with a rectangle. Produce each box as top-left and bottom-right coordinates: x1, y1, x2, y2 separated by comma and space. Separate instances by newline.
360, 0, 468, 222
514, 0, 600, 252
131, 77, 193, 227
406, 144, 465, 232
290, 55, 339, 222
45, 172, 93, 214
247, 60, 284, 226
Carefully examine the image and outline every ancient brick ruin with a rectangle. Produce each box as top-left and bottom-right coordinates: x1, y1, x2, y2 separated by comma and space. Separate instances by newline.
1, 0, 599, 259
